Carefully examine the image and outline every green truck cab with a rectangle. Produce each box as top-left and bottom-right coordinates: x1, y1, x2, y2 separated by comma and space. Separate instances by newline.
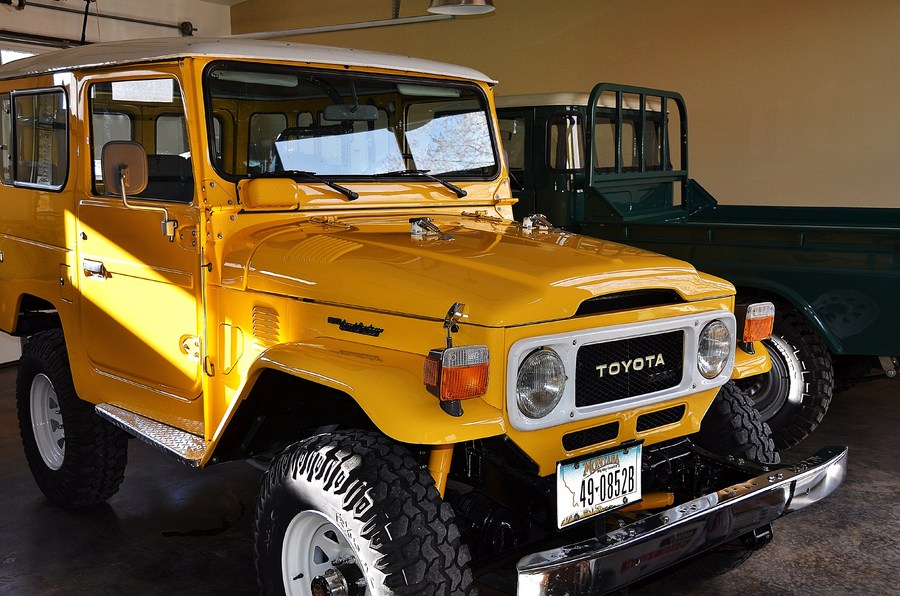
497, 84, 899, 449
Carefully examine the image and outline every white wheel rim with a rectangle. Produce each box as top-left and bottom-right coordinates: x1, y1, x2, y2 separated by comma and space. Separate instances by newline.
281, 509, 366, 596
30, 373, 65, 471
768, 334, 805, 406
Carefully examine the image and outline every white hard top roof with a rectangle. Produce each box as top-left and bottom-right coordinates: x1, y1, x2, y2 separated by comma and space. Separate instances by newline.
0, 37, 496, 84
496, 92, 664, 112
495, 93, 590, 109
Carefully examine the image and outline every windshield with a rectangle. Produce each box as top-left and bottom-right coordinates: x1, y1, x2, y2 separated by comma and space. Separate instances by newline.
204, 62, 498, 179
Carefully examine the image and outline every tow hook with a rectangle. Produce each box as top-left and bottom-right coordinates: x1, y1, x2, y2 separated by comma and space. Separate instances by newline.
739, 522, 775, 551
310, 556, 366, 596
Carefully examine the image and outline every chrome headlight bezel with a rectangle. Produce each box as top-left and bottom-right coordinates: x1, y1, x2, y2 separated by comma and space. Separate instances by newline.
698, 319, 732, 379
516, 348, 567, 419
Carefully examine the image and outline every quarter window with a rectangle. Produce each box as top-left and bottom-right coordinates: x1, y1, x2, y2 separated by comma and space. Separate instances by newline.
0, 94, 10, 183
3, 89, 69, 189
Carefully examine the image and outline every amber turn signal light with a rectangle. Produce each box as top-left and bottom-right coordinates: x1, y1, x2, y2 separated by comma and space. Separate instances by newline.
740, 302, 775, 342
424, 345, 489, 401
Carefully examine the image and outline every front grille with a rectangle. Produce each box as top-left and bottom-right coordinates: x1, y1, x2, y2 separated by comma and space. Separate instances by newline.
562, 422, 619, 451
575, 330, 684, 407
636, 405, 686, 431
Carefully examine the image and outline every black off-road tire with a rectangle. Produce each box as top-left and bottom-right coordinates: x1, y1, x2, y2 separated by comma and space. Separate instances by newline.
736, 302, 833, 450
693, 381, 780, 465
676, 381, 780, 581
254, 430, 475, 596
16, 329, 128, 508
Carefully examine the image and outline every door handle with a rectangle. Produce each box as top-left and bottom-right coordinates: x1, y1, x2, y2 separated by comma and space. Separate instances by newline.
82, 259, 110, 279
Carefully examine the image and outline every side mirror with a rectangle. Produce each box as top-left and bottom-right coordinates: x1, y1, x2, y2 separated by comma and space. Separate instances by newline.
101, 141, 148, 196
100, 141, 177, 242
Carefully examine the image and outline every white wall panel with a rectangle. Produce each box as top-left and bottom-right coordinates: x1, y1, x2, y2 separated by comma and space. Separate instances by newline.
1, 0, 231, 50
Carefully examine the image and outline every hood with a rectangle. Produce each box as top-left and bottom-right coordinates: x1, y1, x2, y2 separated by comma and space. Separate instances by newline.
222, 214, 733, 327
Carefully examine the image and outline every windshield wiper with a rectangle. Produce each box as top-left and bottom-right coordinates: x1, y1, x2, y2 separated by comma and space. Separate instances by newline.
251, 170, 358, 201
375, 169, 467, 198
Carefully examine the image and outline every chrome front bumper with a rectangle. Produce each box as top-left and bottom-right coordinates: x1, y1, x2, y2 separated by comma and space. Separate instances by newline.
517, 445, 848, 595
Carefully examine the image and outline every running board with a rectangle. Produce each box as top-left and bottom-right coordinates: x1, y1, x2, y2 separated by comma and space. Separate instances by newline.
95, 403, 206, 467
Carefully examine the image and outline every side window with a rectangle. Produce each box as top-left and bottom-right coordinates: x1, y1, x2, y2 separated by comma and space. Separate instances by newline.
547, 112, 583, 172
5, 89, 68, 190
499, 116, 526, 191
156, 114, 189, 155
91, 112, 132, 181
89, 78, 193, 202
0, 94, 10, 184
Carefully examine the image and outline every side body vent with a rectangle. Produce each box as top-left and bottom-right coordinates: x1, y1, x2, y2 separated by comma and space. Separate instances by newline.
575, 289, 685, 317
252, 305, 280, 348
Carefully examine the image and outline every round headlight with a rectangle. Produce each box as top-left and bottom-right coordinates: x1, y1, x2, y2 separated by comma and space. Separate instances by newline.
516, 348, 566, 419
698, 319, 731, 379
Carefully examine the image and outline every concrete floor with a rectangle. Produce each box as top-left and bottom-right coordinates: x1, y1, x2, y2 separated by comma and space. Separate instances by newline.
0, 362, 897, 595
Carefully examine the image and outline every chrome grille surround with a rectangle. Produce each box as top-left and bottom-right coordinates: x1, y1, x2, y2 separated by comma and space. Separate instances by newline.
506, 310, 736, 431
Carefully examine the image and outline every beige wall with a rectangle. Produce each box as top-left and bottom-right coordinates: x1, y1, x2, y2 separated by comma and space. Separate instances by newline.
231, 0, 898, 207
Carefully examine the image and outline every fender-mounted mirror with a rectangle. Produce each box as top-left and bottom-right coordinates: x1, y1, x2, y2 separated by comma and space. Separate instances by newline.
237, 177, 307, 209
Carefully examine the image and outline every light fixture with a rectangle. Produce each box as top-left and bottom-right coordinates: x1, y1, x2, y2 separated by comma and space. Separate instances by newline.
427, 0, 495, 15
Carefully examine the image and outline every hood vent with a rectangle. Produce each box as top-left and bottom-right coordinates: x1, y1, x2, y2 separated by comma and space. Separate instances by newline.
575, 289, 685, 317
252, 305, 280, 348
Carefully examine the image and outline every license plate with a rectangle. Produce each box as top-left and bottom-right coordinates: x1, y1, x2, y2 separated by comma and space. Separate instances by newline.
556, 443, 642, 529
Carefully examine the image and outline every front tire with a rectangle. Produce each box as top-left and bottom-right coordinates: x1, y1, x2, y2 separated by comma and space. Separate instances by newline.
678, 381, 779, 580
737, 302, 833, 450
16, 329, 128, 508
253, 430, 475, 595
693, 381, 779, 465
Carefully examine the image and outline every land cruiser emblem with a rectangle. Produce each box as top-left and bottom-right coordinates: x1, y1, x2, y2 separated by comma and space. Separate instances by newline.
327, 317, 384, 337
596, 354, 665, 378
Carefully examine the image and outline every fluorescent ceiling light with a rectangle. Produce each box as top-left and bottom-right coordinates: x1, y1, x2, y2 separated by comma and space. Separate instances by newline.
427, 0, 496, 15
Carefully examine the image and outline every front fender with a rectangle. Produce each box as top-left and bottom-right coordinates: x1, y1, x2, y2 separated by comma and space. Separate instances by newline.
731, 340, 771, 379
231, 338, 507, 445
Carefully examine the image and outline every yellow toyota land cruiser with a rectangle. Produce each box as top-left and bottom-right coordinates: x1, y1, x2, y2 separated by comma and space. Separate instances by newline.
0, 39, 846, 595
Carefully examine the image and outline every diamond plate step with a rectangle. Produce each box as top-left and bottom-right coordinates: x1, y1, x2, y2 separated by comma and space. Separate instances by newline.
96, 403, 206, 467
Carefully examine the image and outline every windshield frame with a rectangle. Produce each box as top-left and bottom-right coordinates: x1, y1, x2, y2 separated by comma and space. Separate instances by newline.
201, 60, 501, 184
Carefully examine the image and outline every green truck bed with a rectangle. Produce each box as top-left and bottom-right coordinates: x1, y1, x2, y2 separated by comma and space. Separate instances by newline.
497, 83, 899, 449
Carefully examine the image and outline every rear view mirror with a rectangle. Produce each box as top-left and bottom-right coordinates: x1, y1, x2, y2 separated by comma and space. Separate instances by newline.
324, 104, 378, 122
101, 141, 148, 196
101, 140, 177, 241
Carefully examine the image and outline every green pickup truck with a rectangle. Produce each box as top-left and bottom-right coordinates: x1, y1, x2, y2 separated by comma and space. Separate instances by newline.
497, 84, 899, 449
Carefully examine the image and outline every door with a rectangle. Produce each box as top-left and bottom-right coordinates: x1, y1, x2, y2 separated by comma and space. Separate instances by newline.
77, 74, 203, 409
